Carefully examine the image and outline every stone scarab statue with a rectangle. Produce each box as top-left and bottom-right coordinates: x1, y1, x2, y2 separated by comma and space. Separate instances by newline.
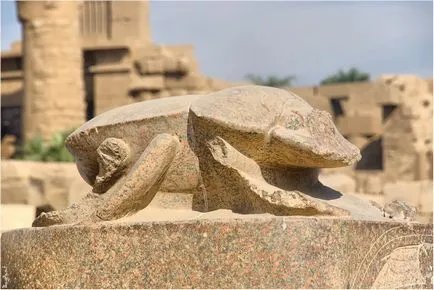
33, 86, 361, 227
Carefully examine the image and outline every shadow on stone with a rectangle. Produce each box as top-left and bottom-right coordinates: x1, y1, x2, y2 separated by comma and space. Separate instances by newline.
306, 182, 343, 200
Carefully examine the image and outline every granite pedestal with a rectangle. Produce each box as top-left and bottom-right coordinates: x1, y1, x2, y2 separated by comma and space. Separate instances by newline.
1, 212, 432, 289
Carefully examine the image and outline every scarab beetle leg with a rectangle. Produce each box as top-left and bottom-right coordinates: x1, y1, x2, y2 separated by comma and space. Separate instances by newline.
91, 133, 180, 222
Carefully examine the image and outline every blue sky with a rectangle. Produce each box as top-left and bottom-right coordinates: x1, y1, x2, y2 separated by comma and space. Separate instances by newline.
1, 0, 432, 86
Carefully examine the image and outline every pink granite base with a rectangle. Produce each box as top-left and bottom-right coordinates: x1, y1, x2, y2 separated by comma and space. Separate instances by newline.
1, 216, 432, 289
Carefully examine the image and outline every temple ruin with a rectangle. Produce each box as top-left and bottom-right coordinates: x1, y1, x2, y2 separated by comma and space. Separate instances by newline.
1, 1, 432, 221
1, 0, 240, 144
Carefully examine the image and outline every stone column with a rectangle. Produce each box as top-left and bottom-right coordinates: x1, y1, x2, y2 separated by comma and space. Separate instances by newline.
17, 0, 85, 142
381, 75, 433, 182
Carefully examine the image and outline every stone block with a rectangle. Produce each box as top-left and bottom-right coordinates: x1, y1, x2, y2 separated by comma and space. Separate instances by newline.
1, 161, 44, 205
347, 135, 370, 150
94, 73, 131, 114
168, 89, 188, 96
133, 45, 164, 59
154, 90, 171, 98
383, 180, 433, 214
67, 174, 92, 205
164, 74, 208, 90
162, 57, 182, 73
129, 75, 165, 91
135, 57, 165, 75
1, 204, 35, 231
335, 114, 382, 136
1, 215, 432, 288
163, 45, 199, 73
132, 91, 155, 102
17, 0, 85, 142
1, 160, 91, 210
42, 162, 91, 209
177, 57, 192, 73
364, 174, 383, 195
109, 1, 151, 45
355, 172, 384, 195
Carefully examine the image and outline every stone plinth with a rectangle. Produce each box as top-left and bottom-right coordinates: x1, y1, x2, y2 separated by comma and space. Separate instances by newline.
17, 0, 85, 141
1, 214, 432, 289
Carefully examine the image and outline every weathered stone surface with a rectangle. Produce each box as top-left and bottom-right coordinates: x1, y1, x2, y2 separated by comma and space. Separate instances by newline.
1, 161, 45, 206
189, 86, 360, 215
355, 171, 384, 195
154, 89, 171, 98
1, 216, 432, 289
382, 200, 418, 222
190, 86, 360, 168
169, 89, 188, 96
1, 160, 90, 209
335, 114, 382, 136
0, 135, 16, 159
129, 74, 165, 91
134, 56, 165, 75
17, 0, 85, 141
364, 174, 384, 195
164, 73, 209, 90
33, 86, 367, 227
381, 75, 433, 182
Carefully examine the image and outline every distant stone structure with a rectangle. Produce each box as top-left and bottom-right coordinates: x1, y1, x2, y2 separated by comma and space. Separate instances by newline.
380, 76, 433, 182
1, 0, 240, 145
16, 1, 85, 142
289, 76, 433, 188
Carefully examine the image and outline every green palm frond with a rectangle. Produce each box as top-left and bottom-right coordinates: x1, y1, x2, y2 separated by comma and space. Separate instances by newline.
17, 129, 76, 162
245, 74, 296, 88
320, 67, 370, 85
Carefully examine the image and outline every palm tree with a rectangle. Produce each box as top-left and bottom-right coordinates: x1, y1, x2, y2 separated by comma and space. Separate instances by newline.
320, 67, 370, 85
245, 74, 296, 88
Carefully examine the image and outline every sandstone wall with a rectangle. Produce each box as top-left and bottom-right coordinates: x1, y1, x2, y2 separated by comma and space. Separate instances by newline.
1, 160, 90, 212
126, 44, 247, 104
81, 1, 151, 46
84, 44, 247, 116
17, 1, 86, 141
380, 75, 433, 182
